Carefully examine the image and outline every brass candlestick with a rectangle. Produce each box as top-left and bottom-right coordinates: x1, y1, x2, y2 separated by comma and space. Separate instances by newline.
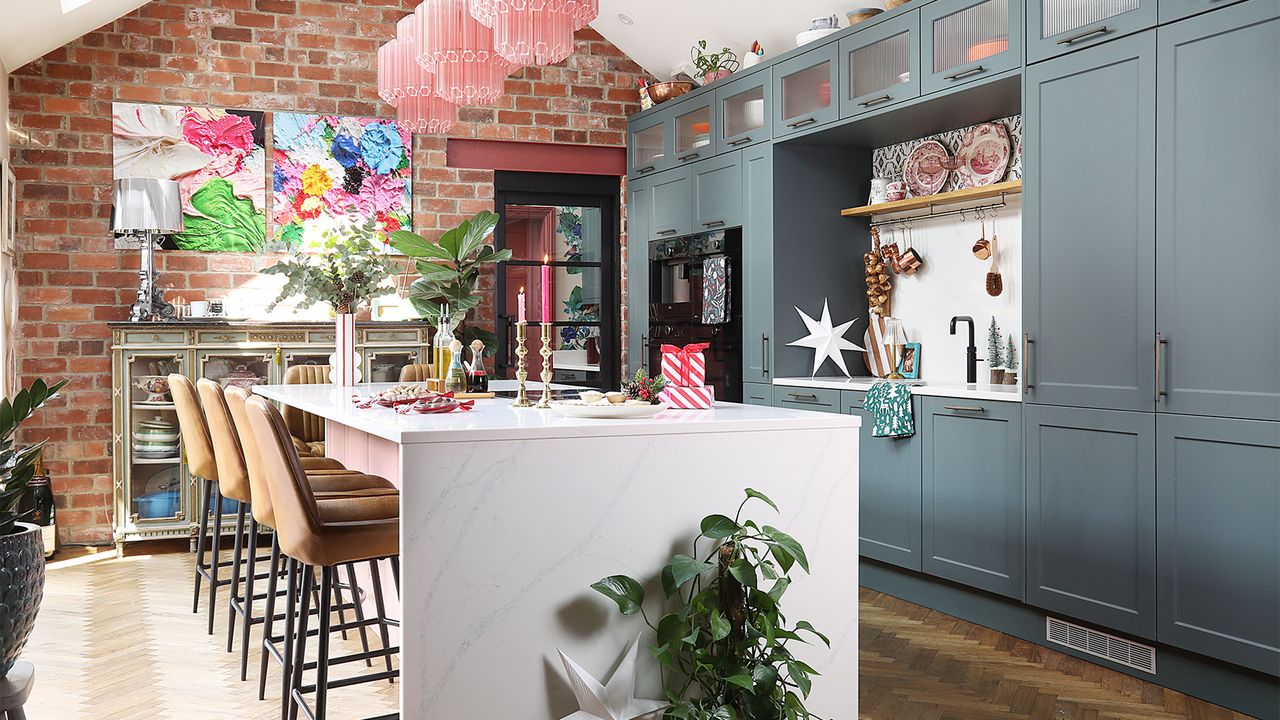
536, 323, 553, 409
512, 322, 533, 408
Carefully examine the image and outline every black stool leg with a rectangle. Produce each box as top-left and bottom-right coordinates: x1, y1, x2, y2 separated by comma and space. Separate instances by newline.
344, 563, 374, 668
259, 534, 282, 701
207, 483, 225, 635
369, 559, 394, 682
289, 564, 316, 720
331, 564, 350, 642
281, 557, 300, 720
315, 565, 334, 720
239, 514, 260, 680
227, 502, 247, 652
192, 478, 212, 614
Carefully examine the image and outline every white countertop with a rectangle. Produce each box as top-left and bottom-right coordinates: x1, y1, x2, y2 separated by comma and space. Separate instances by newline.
773, 376, 1023, 402
255, 380, 860, 445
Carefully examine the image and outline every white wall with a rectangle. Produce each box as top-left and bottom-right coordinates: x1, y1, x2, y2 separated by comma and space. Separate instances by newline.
876, 198, 1022, 386
1, 59, 8, 160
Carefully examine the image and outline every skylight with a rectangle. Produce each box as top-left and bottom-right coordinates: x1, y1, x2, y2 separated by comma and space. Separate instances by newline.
60, 0, 96, 14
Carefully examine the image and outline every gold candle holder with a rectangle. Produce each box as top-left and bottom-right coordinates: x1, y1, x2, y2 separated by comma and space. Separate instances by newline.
536, 323, 553, 409
511, 322, 533, 408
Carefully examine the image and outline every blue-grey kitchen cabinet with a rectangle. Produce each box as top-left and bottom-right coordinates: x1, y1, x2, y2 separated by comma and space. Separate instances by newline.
691, 152, 743, 231
1155, 0, 1280, 423
920, 398, 1024, 599
1026, 0, 1156, 63
920, 0, 1022, 95
844, 390, 923, 571
627, 108, 672, 177
742, 144, 774, 384
650, 167, 694, 239
1023, 31, 1156, 413
669, 93, 717, 168
1156, 414, 1280, 676
772, 386, 842, 413
714, 68, 772, 155
626, 174, 654, 373
839, 10, 921, 118
773, 41, 841, 138
743, 382, 773, 407
1025, 405, 1156, 639
1159, 0, 1250, 24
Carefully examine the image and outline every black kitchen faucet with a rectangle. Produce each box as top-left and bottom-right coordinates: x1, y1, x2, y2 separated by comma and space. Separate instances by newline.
949, 316, 981, 384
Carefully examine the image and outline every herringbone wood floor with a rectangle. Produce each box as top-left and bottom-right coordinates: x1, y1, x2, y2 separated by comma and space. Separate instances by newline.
16, 550, 1256, 719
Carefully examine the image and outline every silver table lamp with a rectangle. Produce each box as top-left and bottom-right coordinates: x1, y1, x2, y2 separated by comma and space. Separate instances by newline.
112, 178, 183, 322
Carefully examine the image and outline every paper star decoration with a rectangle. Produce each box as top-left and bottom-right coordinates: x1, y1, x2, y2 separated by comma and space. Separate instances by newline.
557, 635, 668, 720
787, 299, 865, 378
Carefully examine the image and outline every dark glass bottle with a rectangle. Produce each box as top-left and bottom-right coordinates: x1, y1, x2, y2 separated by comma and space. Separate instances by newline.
467, 342, 489, 393
27, 454, 57, 558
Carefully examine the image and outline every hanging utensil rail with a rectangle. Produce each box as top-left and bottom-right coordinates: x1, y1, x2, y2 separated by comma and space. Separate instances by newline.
867, 197, 1008, 228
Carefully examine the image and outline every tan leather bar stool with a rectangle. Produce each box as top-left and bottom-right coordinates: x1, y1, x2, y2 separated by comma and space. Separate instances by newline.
398, 363, 434, 382
283, 364, 332, 457
225, 387, 397, 706
245, 395, 400, 720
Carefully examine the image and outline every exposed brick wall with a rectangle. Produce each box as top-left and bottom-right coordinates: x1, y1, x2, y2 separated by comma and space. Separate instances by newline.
6, 0, 648, 545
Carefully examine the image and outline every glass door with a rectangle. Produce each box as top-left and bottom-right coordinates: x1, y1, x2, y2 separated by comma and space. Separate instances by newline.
494, 173, 621, 390
124, 352, 187, 527
921, 0, 1020, 94
839, 11, 921, 118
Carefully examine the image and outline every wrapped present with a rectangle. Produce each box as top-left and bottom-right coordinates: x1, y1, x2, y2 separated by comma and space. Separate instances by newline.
660, 342, 710, 387
659, 385, 714, 410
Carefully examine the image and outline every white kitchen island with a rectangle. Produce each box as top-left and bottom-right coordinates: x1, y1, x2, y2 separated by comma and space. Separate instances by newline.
254, 381, 860, 719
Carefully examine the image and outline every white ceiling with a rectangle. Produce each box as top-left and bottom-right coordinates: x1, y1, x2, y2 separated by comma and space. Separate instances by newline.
591, 0, 886, 80
0, 0, 151, 70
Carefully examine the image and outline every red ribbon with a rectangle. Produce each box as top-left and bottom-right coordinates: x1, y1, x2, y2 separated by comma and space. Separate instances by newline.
660, 342, 710, 386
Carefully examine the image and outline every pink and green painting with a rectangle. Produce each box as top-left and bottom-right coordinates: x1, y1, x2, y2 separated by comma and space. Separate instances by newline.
271, 113, 412, 251
112, 102, 267, 251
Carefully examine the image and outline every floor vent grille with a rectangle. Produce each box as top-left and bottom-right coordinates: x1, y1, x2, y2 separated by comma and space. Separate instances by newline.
1045, 617, 1156, 674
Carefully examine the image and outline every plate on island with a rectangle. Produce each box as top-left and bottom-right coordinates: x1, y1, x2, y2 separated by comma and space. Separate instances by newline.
549, 401, 668, 419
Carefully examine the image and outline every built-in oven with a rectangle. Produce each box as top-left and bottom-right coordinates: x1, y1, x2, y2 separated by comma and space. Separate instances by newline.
647, 230, 743, 403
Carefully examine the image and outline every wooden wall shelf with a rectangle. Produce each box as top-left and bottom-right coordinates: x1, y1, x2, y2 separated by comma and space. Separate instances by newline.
841, 180, 1022, 218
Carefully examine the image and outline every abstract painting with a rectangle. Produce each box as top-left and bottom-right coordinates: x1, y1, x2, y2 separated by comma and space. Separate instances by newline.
271, 113, 412, 251
112, 102, 267, 251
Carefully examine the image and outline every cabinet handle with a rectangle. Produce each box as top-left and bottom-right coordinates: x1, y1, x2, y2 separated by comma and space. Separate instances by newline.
678, 152, 701, 162
760, 334, 769, 377
702, 220, 726, 228
642, 334, 649, 363
727, 136, 753, 146
943, 405, 986, 413
1057, 25, 1110, 45
637, 165, 656, 174
786, 117, 817, 128
858, 95, 893, 107
1156, 332, 1169, 401
789, 392, 819, 402
1024, 334, 1035, 394
944, 65, 986, 81
656, 229, 678, 236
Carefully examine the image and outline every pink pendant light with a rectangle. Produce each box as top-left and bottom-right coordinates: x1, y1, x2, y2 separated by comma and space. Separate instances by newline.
469, 0, 598, 66
416, 0, 517, 106
378, 16, 458, 134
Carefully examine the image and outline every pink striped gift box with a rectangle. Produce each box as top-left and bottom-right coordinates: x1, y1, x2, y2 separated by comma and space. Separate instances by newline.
658, 385, 714, 410
659, 342, 709, 387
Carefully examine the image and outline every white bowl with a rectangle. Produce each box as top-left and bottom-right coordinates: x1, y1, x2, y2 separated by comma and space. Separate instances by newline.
796, 27, 840, 47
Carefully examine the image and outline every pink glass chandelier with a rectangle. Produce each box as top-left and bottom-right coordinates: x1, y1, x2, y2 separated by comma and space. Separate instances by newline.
416, 0, 517, 106
378, 16, 458, 134
468, 0, 598, 66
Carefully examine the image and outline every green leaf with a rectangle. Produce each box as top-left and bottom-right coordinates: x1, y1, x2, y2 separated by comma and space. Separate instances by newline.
759, 560, 778, 581
457, 210, 499, 261
744, 487, 779, 513
414, 260, 456, 279
665, 554, 713, 598
752, 663, 778, 688
786, 661, 813, 697
728, 559, 757, 588
768, 541, 795, 574
590, 575, 645, 616
709, 608, 730, 641
390, 230, 451, 260
700, 514, 740, 539
794, 620, 830, 648
768, 577, 791, 604
724, 673, 755, 692
763, 526, 809, 573
657, 612, 687, 648
438, 223, 465, 259
710, 706, 736, 720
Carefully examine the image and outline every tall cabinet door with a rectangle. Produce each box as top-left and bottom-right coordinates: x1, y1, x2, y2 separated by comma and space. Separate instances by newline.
742, 144, 774, 384
1156, 0, 1280, 422
845, 391, 923, 571
626, 176, 654, 373
1026, 406, 1156, 639
1023, 32, 1156, 412
1156, 414, 1280, 676
691, 152, 743, 231
921, 399, 1024, 600
650, 168, 693, 239
1027, 0, 1156, 63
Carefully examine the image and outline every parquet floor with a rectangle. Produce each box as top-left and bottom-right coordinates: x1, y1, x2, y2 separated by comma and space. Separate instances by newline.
16, 550, 1257, 719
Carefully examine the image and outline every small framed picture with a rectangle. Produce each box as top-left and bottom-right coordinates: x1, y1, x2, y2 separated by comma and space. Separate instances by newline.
898, 343, 921, 379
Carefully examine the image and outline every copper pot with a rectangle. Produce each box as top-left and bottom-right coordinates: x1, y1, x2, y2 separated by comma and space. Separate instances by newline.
646, 81, 696, 105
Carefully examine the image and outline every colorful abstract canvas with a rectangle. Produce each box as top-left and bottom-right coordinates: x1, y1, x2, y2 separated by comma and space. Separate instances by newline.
271, 114, 412, 250
112, 103, 267, 251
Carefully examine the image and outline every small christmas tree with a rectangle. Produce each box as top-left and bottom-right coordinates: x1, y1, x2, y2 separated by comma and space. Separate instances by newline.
987, 317, 1004, 368
1006, 334, 1018, 372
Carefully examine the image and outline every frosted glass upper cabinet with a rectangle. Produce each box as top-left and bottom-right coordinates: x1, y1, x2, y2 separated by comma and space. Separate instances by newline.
671, 95, 716, 167
921, 0, 1021, 94
714, 69, 772, 154
627, 111, 671, 177
839, 11, 921, 119
772, 42, 840, 138
1027, 0, 1156, 63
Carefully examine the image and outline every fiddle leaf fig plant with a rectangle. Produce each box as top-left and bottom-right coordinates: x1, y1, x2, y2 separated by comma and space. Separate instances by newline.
592, 489, 828, 720
0, 378, 70, 536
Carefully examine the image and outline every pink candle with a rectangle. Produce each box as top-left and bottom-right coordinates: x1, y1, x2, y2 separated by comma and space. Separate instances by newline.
517, 287, 526, 325
541, 255, 551, 323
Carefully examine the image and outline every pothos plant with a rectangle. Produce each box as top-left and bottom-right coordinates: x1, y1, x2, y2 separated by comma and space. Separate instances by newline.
691, 40, 739, 82
592, 488, 828, 720
389, 211, 512, 355
262, 217, 395, 314
0, 379, 70, 536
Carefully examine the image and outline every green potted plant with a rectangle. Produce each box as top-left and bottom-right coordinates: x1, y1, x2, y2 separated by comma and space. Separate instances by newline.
389, 211, 513, 355
261, 217, 396, 316
592, 488, 828, 720
691, 40, 740, 85
0, 378, 69, 678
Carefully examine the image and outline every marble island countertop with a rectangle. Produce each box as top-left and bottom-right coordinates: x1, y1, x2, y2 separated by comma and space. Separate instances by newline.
255, 380, 860, 445
773, 376, 1023, 402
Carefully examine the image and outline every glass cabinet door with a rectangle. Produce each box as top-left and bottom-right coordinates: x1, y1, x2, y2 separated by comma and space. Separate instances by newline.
199, 351, 273, 391
123, 352, 187, 527
628, 113, 670, 176
1027, 0, 1156, 62
773, 42, 840, 137
922, 0, 1021, 94
840, 11, 921, 118
672, 97, 715, 166
365, 349, 419, 384
715, 69, 771, 153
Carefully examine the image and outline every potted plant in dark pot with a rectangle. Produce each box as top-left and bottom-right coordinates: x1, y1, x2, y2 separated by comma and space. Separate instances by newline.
0, 378, 69, 678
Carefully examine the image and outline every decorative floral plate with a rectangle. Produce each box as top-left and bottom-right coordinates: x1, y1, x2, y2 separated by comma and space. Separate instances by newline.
550, 401, 668, 419
904, 140, 950, 197
954, 122, 1010, 187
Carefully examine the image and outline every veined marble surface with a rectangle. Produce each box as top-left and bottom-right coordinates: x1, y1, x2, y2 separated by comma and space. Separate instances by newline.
255, 381, 861, 444
774, 376, 1023, 402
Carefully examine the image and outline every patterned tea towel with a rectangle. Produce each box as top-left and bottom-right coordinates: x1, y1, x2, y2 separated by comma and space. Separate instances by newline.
702, 255, 730, 325
865, 381, 914, 438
